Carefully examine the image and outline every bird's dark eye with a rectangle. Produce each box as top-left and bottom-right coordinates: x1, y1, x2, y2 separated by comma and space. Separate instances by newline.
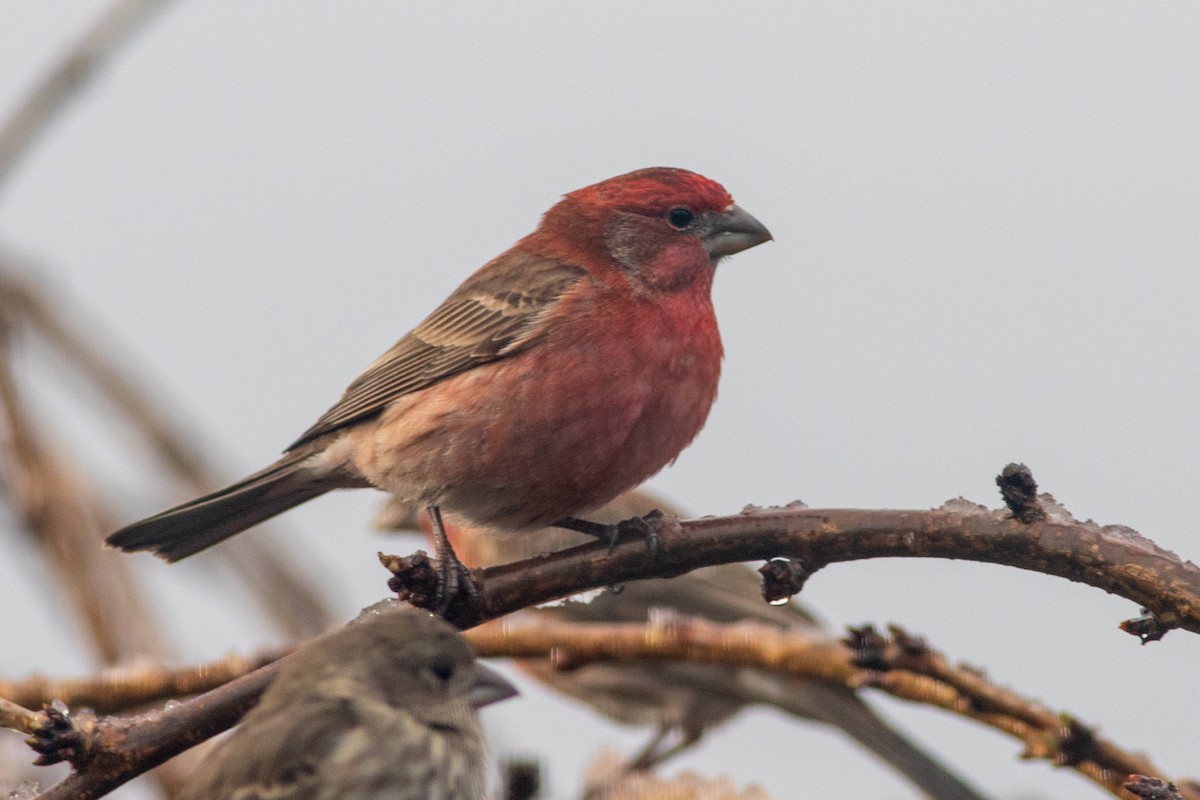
666, 207, 694, 229
429, 653, 455, 682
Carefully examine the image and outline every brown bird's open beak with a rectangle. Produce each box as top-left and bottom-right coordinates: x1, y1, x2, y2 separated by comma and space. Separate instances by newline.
469, 663, 519, 709
701, 204, 773, 259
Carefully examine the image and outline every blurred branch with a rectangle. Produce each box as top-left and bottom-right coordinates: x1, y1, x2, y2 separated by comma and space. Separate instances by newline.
469, 617, 1191, 800
0, 294, 191, 795
0, 255, 327, 790
0, 647, 293, 715
0, 257, 335, 638
0, 262, 212, 483
0, 698, 39, 735
0, 0, 175, 194
0, 318, 168, 664
471, 617, 854, 685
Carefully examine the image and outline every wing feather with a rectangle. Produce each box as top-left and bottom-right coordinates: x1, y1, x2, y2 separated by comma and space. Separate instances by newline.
188, 697, 358, 800
288, 253, 585, 449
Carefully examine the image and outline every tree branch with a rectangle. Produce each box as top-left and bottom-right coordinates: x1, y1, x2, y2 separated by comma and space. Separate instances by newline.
13, 465, 1199, 799
389, 495, 1199, 639
467, 618, 1194, 800
9, 611, 1193, 800
0, 648, 293, 716
24, 665, 271, 800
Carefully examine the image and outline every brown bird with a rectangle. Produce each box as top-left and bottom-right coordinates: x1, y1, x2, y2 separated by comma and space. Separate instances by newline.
106, 168, 771, 603
178, 602, 516, 800
377, 491, 990, 800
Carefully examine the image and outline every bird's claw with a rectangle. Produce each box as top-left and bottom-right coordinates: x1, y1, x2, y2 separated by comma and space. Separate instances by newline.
434, 556, 478, 615
556, 513, 661, 558
616, 515, 659, 558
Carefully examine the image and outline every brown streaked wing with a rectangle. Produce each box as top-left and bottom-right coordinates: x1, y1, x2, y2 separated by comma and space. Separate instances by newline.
286, 254, 586, 450
184, 697, 358, 800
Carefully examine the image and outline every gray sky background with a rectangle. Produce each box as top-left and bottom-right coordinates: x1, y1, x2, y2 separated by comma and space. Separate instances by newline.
1, 3, 1199, 799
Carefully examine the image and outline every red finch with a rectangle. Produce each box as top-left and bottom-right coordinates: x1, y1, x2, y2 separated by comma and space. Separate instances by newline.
107, 167, 771, 597
378, 491, 988, 800
178, 602, 517, 800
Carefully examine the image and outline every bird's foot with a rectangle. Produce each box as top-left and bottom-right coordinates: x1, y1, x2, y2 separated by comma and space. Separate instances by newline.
626, 723, 700, 772
618, 514, 659, 558
433, 549, 478, 615
555, 512, 662, 557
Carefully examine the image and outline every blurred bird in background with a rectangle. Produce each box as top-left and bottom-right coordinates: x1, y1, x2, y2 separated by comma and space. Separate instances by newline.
375, 490, 989, 800
107, 167, 772, 605
178, 602, 516, 800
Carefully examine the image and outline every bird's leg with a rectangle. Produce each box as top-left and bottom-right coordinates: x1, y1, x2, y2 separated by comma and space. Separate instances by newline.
554, 514, 659, 557
582, 722, 693, 800
627, 724, 702, 772
553, 517, 616, 547
426, 505, 476, 612
625, 724, 673, 772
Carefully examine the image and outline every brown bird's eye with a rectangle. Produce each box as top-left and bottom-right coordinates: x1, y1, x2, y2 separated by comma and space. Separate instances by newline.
666, 207, 694, 229
429, 653, 455, 682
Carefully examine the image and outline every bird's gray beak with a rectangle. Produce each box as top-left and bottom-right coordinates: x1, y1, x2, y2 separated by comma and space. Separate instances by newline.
701, 204, 773, 259
469, 663, 518, 709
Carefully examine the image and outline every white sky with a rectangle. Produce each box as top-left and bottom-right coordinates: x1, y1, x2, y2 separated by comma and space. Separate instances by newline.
1, 3, 1199, 799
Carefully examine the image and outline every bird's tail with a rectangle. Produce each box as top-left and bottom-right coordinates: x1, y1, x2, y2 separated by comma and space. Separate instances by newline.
107, 451, 332, 562
738, 672, 990, 800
